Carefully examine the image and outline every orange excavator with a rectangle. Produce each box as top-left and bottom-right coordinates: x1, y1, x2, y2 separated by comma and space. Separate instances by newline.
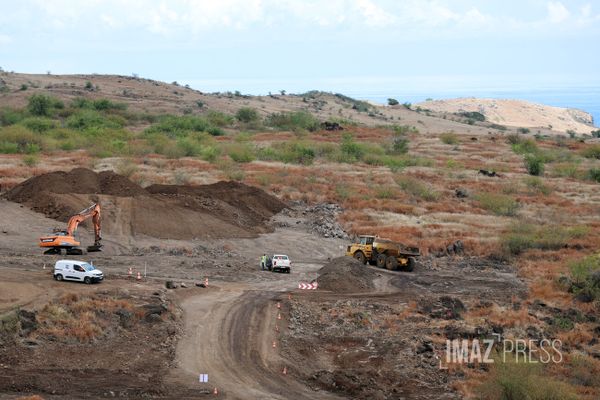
39, 203, 102, 255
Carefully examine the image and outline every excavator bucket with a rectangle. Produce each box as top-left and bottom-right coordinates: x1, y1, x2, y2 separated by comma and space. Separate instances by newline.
87, 244, 102, 252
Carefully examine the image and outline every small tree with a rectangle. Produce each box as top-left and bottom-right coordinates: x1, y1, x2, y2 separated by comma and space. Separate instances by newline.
524, 154, 544, 176
27, 94, 52, 116
387, 98, 399, 106
235, 107, 259, 123
391, 135, 409, 154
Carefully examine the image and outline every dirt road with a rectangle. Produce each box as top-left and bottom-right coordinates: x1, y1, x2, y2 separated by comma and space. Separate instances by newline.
171, 274, 343, 399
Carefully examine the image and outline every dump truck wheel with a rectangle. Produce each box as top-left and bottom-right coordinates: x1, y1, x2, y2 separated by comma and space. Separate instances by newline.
376, 254, 387, 268
354, 251, 366, 264
386, 256, 398, 270
406, 257, 416, 272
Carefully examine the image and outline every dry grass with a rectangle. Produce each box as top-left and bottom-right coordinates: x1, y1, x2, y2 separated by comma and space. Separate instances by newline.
34, 293, 136, 342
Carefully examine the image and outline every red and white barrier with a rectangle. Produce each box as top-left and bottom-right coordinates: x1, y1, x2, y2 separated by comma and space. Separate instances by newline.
298, 282, 318, 290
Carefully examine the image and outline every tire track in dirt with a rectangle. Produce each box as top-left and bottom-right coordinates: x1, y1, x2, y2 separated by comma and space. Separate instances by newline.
171, 265, 343, 400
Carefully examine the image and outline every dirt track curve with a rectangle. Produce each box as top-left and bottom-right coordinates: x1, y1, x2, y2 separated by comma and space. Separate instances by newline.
170, 263, 343, 400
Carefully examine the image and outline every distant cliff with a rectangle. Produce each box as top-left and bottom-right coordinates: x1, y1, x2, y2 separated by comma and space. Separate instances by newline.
417, 98, 596, 134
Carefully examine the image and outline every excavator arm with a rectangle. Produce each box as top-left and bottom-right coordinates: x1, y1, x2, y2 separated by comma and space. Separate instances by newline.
66, 203, 102, 244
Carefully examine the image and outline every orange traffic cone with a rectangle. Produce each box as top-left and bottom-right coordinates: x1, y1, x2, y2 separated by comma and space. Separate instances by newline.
282, 366, 287, 375
277, 313, 282, 320
205, 277, 209, 287
213, 387, 218, 395
272, 341, 277, 348
136, 271, 141, 281
275, 324, 279, 333
277, 302, 281, 309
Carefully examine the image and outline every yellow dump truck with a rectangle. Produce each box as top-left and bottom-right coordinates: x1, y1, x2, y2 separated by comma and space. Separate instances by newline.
346, 235, 420, 271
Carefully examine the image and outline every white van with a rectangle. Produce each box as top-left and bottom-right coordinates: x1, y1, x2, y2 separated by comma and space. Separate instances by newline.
53, 260, 104, 284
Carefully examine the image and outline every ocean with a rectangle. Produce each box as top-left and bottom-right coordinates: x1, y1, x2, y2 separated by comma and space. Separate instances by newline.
187, 77, 600, 128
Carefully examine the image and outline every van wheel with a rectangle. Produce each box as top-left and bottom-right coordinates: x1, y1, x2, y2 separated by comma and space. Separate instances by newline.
55, 274, 63, 281
376, 254, 387, 268
84, 277, 92, 284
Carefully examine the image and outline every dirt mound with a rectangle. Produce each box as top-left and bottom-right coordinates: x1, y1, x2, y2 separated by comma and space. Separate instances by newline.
4, 168, 287, 240
317, 257, 377, 293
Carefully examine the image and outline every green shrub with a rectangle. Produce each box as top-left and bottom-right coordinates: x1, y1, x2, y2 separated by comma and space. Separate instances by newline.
569, 254, 600, 302
235, 107, 259, 123
66, 110, 124, 130
501, 222, 578, 255
0, 107, 26, 126
0, 141, 19, 154
206, 111, 234, 127
476, 192, 518, 216
588, 168, 600, 183
524, 154, 545, 176
145, 115, 211, 138
201, 145, 221, 163
517, 127, 531, 134
387, 98, 399, 106
265, 111, 320, 132
257, 141, 317, 165
395, 176, 438, 201
27, 94, 54, 116
228, 143, 255, 163
176, 137, 203, 157
477, 357, 577, 400
279, 142, 316, 165
390, 136, 408, 155
390, 125, 419, 135
0, 125, 45, 153
20, 117, 57, 133
439, 132, 459, 145
339, 134, 365, 162
458, 111, 485, 121
581, 144, 600, 159
512, 138, 538, 154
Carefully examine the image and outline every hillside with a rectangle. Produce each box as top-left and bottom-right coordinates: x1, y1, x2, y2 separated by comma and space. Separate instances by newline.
418, 97, 596, 134
1, 72, 600, 399
1, 72, 596, 136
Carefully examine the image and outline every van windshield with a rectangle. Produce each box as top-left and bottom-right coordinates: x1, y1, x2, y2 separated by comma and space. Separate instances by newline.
81, 263, 95, 271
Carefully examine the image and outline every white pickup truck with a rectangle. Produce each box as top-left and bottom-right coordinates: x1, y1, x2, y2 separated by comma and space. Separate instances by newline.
53, 260, 104, 284
271, 254, 291, 273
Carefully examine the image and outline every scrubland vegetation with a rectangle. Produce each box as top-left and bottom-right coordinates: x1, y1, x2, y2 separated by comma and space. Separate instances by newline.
1, 90, 600, 399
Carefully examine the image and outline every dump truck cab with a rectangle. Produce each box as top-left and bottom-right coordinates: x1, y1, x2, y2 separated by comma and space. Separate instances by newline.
346, 235, 376, 264
346, 235, 419, 272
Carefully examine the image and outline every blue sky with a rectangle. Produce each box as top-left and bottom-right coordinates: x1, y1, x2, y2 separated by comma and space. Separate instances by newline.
1, 0, 599, 93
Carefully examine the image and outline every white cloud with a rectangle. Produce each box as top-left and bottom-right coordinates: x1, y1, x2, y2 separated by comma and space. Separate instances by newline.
354, 0, 396, 27
547, 1, 570, 23
5, 0, 600, 40
0, 34, 11, 44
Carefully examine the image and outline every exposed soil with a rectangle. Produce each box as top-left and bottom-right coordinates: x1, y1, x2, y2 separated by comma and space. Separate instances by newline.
0, 184, 530, 400
317, 257, 378, 293
3, 168, 286, 240
0, 283, 181, 399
